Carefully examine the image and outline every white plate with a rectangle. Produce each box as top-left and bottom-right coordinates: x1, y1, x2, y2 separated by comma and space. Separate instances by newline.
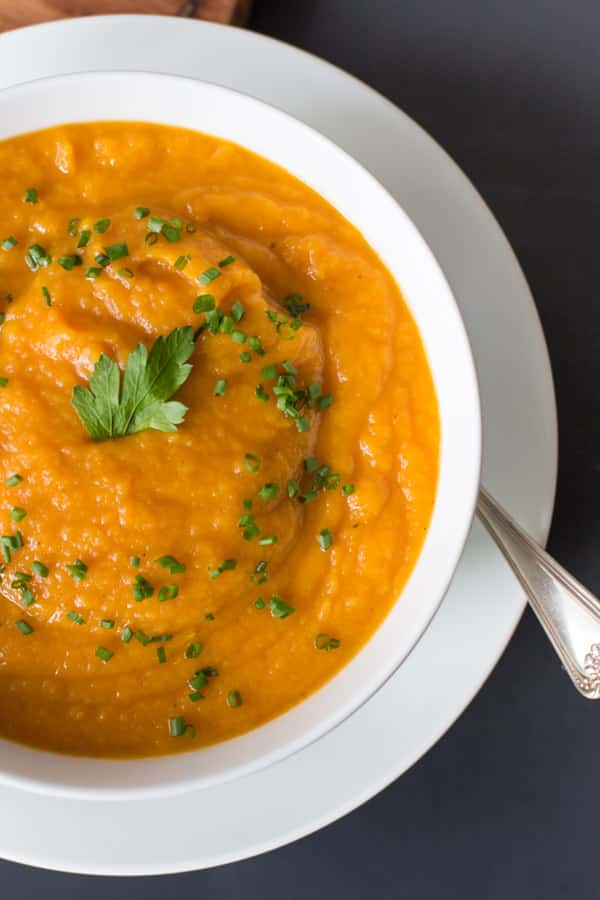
0, 16, 557, 874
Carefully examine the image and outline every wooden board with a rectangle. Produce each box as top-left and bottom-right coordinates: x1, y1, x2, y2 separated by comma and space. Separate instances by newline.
0, 0, 253, 32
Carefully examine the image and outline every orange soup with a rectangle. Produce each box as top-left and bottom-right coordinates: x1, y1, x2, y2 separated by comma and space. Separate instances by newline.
0, 123, 439, 757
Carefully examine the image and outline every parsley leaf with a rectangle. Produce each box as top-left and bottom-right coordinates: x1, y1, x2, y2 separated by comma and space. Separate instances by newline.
72, 327, 195, 440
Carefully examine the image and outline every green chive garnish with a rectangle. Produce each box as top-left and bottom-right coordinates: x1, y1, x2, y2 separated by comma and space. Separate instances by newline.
218, 255, 235, 268
155, 555, 185, 574
261, 364, 277, 381
168, 716, 187, 737
2, 236, 17, 251
193, 294, 216, 314
197, 267, 221, 286
10, 507, 26, 522
243, 453, 260, 473
93, 218, 111, 234
77, 229, 91, 248
214, 378, 227, 397
5, 474, 22, 487
67, 610, 85, 625
158, 584, 179, 602
231, 300, 245, 322
96, 646, 113, 662
227, 690, 242, 708
101, 619, 115, 629
58, 254, 82, 271
268, 595, 295, 618
134, 206, 150, 220
67, 218, 80, 237
174, 254, 191, 271
85, 267, 102, 280
130, 555, 140, 568
104, 242, 128, 262
258, 483, 279, 500
132, 574, 153, 600
23, 188, 38, 204
314, 633, 341, 651
240, 351, 252, 363
157, 646, 167, 664
287, 480, 299, 498
342, 483, 355, 496
32, 561, 49, 577
185, 642, 203, 659
317, 529, 333, 551
16, 619, 33, 634
122, 625, 133, 643
41, 286, 52, 307
66, 559, 87, 581
209, 559, 237, 579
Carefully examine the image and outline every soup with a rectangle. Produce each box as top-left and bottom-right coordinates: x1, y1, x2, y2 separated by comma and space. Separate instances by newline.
0, 123, 439, 756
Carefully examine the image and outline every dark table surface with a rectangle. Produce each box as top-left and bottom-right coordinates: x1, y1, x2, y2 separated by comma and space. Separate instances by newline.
2, 1, 599, 896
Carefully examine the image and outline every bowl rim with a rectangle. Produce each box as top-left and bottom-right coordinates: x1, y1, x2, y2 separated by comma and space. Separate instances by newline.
0, 69, 482, 800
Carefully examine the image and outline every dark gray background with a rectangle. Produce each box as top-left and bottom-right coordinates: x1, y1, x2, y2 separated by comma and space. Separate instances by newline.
2, 0, 599, 896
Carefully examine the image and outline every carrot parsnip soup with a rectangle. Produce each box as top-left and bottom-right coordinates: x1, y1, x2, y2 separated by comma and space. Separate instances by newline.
0, 122, 439, 757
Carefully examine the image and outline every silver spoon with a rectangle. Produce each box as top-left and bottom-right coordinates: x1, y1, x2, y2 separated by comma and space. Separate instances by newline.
477, 487, 600, 698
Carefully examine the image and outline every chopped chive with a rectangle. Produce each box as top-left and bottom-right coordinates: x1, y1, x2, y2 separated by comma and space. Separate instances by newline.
318, 394, 333, 410
283, 292, 310, 317
189, 671, 208, 691
268, 595, 295, 618
231, 329, 247, 344
145, 233, 159, 247
147, 215, 166, 234
0, 377, 10, 389
155, 555, 185, 574
282, 360, 297, 375
314, 633, 341, 651
19, 587, 35, 606
67, 217, 80, 237
205, 612, 215, 621
258, 483, 279, 500
231, 300, 245, 322
243, 498, 253, 511
134, 630, 151, 646
240, 351, 252, 363
250, 560, 269, 585
188, 691, 203, 702
209, 559, 237, 579
96, 646, 113, 662
220, 315, 234, 334
0, 313, 5, 326
58, 254, 82, 271
218, 255, 235, 267
23, 187, 38, 204
5, 474, 22, 487
2, 236, 17, 251
168, 716, 186, 737
117, 267, 134, 278
304, 457, 320, 472
162, 223, 182, 243
77, 229, 91, 248
16, 619, 33, 634
205, 308, 223, 334
287, 480, 299, 498
157, 646, 167, 664
227, 690, 243, 708
261, 364, 277, 381
308, 382, 321, 401
317, 528, 333, 551
104, 242, 128, 262
93, 218, 111, 234
248, 336, 265, 356
67, 610, 85, 625
214, 378, 227, 397
243, 453, 260, 473
198, 266, 221, 286
297, 417, 311, 432
185, 642, 203, 659
41, 286, 52, 307
32, 561, 49, 577
258, 535, 278, 546
95, 253, 110, 268
66, 559, 87, 581
10, 507, 26, 522
255, 384, 269, 402
193, 294, 216, 314
254, 598, 266, 609
85, 267, 102, 280
130, 555, 140, 568
132, 573, 153, 600
134, 206, 150, 220
342, 483, 355, 496
122, 625, 133, 643
174, 254, 191, 271
26, 244, 51, 270
158, 584, 179, 602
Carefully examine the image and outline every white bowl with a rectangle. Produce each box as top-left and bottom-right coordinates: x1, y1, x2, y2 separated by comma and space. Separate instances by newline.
0, 71, 481, 800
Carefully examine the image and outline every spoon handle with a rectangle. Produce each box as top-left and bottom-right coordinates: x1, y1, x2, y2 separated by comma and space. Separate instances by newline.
477, 487, 600, 698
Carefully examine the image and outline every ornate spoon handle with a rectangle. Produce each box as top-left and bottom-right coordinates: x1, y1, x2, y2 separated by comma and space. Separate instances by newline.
477, 487, 600, 698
